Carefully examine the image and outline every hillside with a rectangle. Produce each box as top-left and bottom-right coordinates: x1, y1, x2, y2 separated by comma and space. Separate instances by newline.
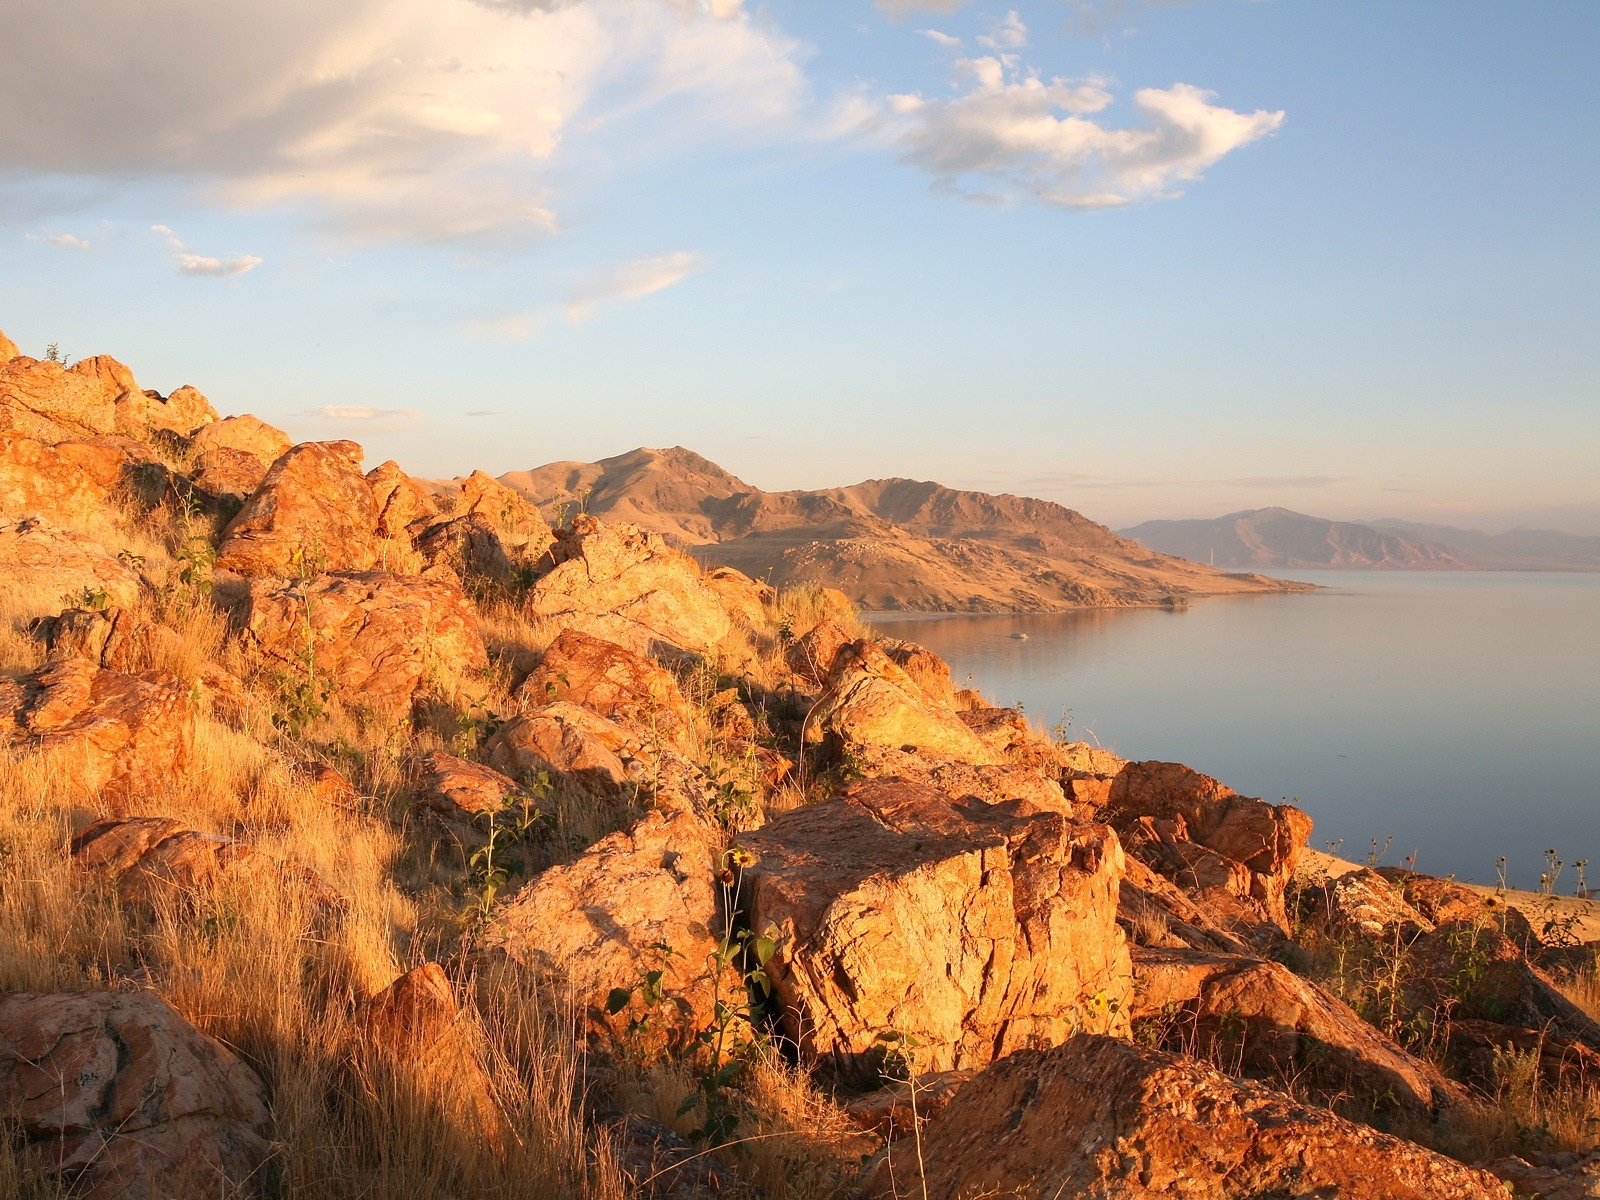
1122, 508, 1472, 569
1363, 517, 1600, 570
499, 447, 1308, 611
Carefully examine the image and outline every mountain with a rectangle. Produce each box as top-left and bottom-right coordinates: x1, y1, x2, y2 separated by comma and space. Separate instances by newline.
496, 447, 1309, 611
1121, 508, 1600, 570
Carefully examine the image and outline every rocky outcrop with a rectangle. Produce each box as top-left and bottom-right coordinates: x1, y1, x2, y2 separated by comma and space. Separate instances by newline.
70, 815, 340, 913
217, 440, 379, 576
0, 355, 121, 441
368, 460, 441, 541
0, 329, 19, 361
0, 434, 132, 526
513, 629, 700, 753
0, 990, 272, 1200
483, 701, 634, 803
806, 639, 1003, 766
237, 570, 487, 717
0, 660, 194, 797
0, 516, 143, 618
415, 513, 514, 583
115, 380, 217, 439
742, 778, 1130, 1080
485, 809, 736, 1049
867, 1036, 1508, 1200
1130, 945, 1464, 1116
784, 617, 852, 685
414, 750, 530, 819
190, 414, 291, 499
457, 469, 554, 561
526, 516, 731, 657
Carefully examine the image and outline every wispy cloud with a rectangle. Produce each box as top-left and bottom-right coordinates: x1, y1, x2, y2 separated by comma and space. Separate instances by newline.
306, 405, 423, 421
884, 50, 1283, 208
563, 251, 704, 322
920, 28, 962, 49
177, 252, 262, 277
26, 232, 89, 250
977, 10, 1027, 51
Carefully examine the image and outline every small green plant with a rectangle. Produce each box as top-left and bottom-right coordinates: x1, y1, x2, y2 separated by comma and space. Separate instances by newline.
43, 342, 69, 365
465, 784, 549, 927
74, 585, 111, 611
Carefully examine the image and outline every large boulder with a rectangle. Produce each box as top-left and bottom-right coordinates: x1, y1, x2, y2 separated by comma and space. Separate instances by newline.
189, 414, 291, 499
1130, 946, 1464, 1116
483, 701, 635, 803
367, 459, 441, 541
0, 659, 194, 797
0, 990, 272, 1200
414, 750, 531, 820
526, 516, 730, 657
414, 512, 515, 584
0, 516, 142, 618
0, 434, 131, 526
216, 440, 379, 576
807, 639, 1003, 766
485, 809, 736, 1050
0, 355, 121, 441
457, 470, 554, 561
741, 778, 1131, 1080
114, 380, 217, 438
0, 329, 19, 361
1105, 760, 1311, 933
236, 570, 487, 717
866, 1036, 1509, 1200
784, 617, 852, 685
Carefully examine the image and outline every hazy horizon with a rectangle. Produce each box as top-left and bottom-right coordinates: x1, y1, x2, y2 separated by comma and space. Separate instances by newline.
3, 1, 1595, 536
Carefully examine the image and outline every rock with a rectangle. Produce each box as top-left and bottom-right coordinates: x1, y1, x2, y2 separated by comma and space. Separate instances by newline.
699, 565, 775, 630
415, 512, 515, 583
457, 470, 555, 560
236, 570, 487, 717
1130, 945, 1464, 1116
0, 433, 131, 525
1381, 867, 1540, 947
0, 990, 272, 1200
0, 516, 142, 618
513, 628, 701, 754
0, 355, 121, 441
415, 749, 531, 818
485, 809, 735, 1050
367, 460, 440, 541
116, 381, 217, 438
70, 815, 340, 913
1117, 855, 1256, 957
1105, 760, 1311, 932
783, 618, 852, 685
879, 638, 958, 707
190, 414, 291, 498
0, 330, 18, 361
1304, 866, 1433, 938
0, 660, 194, 797
1487, 1150, 1600, 1200
287, 757, 360, 807
845, 743, 1072, 814
526, 516, 730, 657
483, 702, 634, 803
843, 1069, 973, 1139
865, 1035, 1509, 1200
1447, 1017, 1600, 1088
741, 778, 1130, 1080
216, 440, 379, 576
807, 639, 1003, 766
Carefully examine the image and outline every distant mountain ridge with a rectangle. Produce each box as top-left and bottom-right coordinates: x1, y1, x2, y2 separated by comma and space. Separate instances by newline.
1122, 508, 1600, 571
495, 447, 1309, 612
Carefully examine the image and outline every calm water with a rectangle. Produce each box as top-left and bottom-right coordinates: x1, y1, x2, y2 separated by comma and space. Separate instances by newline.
868, 572, 1600, 889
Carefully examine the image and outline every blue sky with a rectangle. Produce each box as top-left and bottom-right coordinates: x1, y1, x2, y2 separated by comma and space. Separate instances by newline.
3, 0, 1596, 533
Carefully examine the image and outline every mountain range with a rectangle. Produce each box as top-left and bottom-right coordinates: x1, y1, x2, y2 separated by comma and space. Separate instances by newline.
492, 447, 1308, 611
1121, 508, 1600, 571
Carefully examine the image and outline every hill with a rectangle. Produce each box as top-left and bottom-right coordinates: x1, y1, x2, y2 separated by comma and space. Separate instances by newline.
497, 447, 1308, 611
1123, 508, 1600, 571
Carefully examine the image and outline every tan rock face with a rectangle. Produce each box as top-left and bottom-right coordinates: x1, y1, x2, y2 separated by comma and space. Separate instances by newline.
458, 469, 554, 560
867, 1036, 1509, 1200
784, 617, 852, 685
0, 660, 194, 797
367, 459, 441, 541
486, 809, 734, 1048
1106, 760, 1311, 934
699, 565, 774, 630
116, 381, 218, 438
190, 414, 292, 498
527, 515, 730, 656
0, 516, 142, 618
70, 815, 340, 913
879, 637, 957, 707
415, 513, 515, 583
0, 990, 272, 1200
0, 434, 132, 526
0, 330, 19, 361
1130, 945, 1464, 1117
415, 749, 529, 818
514, 628, 700, 752
237, 570, 487, 717
217, 440, 379, 576
483, 701, 634, 802
808, 639, 1003, 766
0, 355, 122, 441
742, 778, 1131, 1080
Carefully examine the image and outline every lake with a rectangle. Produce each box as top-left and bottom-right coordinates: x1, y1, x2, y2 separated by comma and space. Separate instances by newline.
867, 571, 1600, 889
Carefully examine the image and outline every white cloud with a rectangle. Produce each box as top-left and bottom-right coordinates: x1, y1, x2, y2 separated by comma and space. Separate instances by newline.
978, 11, 1027, 51
177, 253, 263, 277
26, 232, 90, 250
877, 0, 970, 16
886, 53, 1283, 208
563, 250, 704, 322
306, 405, 424, 421
0, 0, 808, 248
920, 29, 962, 49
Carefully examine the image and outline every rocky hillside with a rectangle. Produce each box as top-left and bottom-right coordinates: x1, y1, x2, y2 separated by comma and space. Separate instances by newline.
500, 447, 1310, 611
1124, 507, 1470, 569
1364, 517, 1600, 570
1, 328, 1597, 1200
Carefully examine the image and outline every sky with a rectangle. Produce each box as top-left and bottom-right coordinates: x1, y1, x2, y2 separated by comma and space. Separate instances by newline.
2, 0, 1596, 535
